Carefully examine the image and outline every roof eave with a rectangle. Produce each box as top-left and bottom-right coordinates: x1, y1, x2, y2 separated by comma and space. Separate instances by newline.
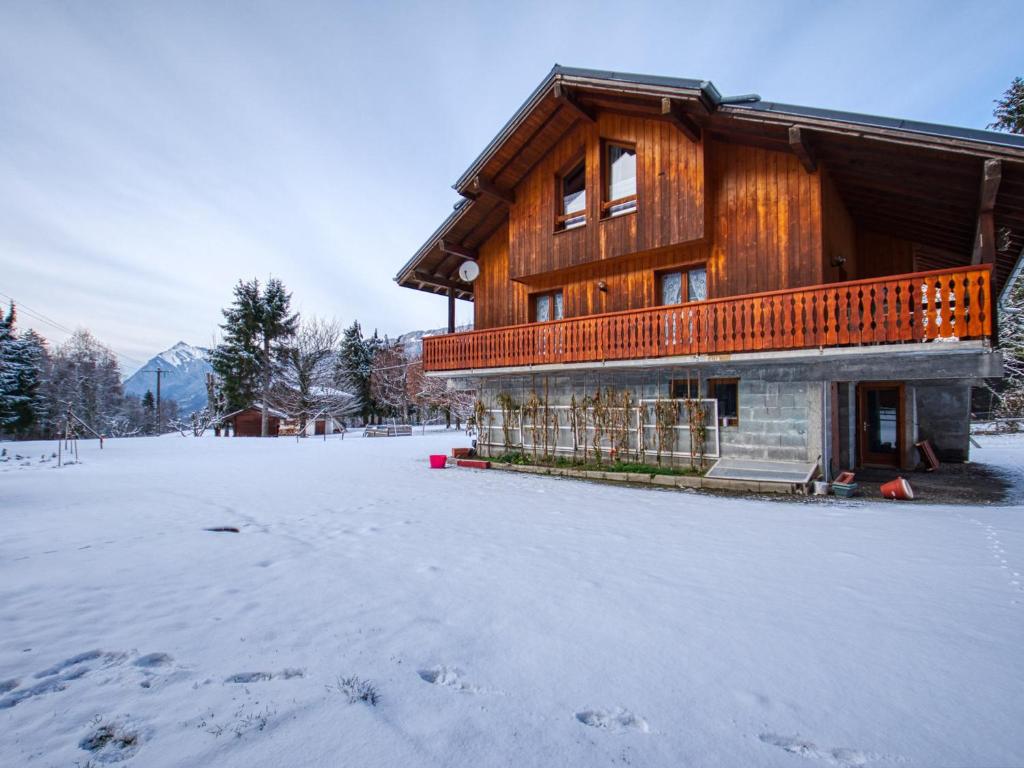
451, 65, 718, 194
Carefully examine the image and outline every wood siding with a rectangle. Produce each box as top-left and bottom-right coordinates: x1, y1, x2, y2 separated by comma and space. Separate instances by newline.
472, 118, 978, 334
821, 168, 856, 282
706, 141, 822, 296
507, 114, 705, 279
477, 136, 824, 330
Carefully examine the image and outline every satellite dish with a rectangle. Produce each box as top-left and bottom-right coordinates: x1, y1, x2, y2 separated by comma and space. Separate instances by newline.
458, 261, 480, 282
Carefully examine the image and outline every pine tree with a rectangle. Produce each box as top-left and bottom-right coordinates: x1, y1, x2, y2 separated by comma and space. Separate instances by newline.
212, 280, 263, 413
19, 330, 50, 436
142, 389, 156, 434
990, 76, 1024, 135
211, 278, 298, 435
336, 321, 378, 424
256, 278, 299, 435
0, 302, 30, 430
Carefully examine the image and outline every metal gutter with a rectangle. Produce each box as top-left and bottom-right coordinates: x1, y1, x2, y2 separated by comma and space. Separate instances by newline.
728, 100, 1024, 152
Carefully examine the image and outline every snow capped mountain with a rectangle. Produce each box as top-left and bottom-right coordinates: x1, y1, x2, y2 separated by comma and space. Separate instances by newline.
121, 326, 469, 416
123, 342, 212, 415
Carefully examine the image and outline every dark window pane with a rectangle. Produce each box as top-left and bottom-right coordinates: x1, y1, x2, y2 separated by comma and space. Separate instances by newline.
671, 379, 698, 399
867, 389, 898, 453
709, 380, 738, 421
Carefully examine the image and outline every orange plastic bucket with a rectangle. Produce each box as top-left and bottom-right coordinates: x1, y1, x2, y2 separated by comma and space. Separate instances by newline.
880, 476, 913, 500
429, 454, 448, 469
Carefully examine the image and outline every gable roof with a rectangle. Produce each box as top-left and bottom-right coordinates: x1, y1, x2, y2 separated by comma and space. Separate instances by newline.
397, 65, 1024, 299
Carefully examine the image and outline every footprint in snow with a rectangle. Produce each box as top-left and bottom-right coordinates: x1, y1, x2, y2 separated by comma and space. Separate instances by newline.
575, 708, 649, 734
759, 733, 888, 767
134, 653, 173, 668
225, 668, 304, 684
35, 649, 105, 678
417, 665, 476, 692
0, 667, 89, 709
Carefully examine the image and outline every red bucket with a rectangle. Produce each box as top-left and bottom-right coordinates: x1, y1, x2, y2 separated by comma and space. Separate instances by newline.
428, 454, 448, 469
880, 476, 914, 500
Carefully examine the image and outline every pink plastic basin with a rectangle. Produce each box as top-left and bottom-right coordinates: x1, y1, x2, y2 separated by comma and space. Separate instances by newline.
428, 454, 448, 469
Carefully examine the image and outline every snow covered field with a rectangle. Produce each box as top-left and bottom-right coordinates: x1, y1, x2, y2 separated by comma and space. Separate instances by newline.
2, 432, 1023, 767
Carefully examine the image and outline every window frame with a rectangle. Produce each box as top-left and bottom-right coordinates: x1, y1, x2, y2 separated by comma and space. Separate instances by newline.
555, 153, 587, 232
601, 139, 638, 219
656, 263, 708, 305
530, 289, 565, 323
670, 378, 700, 400
707, 378, 739, 427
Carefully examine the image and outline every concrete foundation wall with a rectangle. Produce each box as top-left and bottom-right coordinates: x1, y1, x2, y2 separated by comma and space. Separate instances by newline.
473, 366, 823, 466
462, 347, 993, 470
914, 381, 971, 462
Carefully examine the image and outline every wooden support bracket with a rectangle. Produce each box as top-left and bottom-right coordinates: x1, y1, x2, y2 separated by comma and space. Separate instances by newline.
439, 239, 478, 261
553, 82, 597, 123
469, 175, 515, 205
661, 97, 701, 143
788, 126, 817, 173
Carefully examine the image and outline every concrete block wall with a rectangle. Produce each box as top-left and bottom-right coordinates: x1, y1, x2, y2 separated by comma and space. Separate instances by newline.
473, 366, 823, 465
719, 380, 821, 463
914, 381, 971, 461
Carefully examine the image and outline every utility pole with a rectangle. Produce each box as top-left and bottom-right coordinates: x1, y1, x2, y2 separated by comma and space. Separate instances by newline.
143, 368, 164, 431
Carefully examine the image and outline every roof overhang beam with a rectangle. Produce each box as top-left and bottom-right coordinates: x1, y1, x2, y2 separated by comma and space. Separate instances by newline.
972, 159, 1002, 264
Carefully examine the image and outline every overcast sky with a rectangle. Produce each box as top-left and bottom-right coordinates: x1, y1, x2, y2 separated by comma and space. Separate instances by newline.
1, 0, 1021, 374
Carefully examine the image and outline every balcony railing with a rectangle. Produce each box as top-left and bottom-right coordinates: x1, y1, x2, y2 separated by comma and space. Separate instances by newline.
423, 265, 993, 372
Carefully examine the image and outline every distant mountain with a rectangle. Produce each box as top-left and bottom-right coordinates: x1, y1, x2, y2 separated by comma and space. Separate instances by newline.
397, 324, 472, 358
124, 342, 212, 415
122, 326, 470, 416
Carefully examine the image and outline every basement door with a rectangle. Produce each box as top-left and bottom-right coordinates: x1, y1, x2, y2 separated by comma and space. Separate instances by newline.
857, 383, 903, 467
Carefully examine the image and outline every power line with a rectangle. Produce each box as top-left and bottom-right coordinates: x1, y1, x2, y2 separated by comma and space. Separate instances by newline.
0, 290, 76, 335
0, 289, 148, 371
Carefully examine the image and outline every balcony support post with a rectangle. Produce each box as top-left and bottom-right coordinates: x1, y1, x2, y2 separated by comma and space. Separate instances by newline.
448, 287, 456, 334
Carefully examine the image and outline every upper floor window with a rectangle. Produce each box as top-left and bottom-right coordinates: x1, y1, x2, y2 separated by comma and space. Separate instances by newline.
603, 141, 637, 217
556, 158, 586, 231
532, 289, 564, 322
659, 265, 707, 304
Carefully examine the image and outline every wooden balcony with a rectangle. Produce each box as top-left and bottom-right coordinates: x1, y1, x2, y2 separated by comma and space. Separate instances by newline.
423, 265, 994, 373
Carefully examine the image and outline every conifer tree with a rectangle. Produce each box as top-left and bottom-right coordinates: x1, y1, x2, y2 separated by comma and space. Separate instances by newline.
211, 278, 299, 435
336, 321, 379, 424
990, 76, 1024, 135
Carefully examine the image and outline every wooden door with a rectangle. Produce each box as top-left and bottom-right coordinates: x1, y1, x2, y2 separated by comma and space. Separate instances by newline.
857, 384, 903, 467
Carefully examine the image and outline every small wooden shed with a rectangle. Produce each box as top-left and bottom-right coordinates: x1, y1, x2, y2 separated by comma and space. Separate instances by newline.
220, 406, 287, 437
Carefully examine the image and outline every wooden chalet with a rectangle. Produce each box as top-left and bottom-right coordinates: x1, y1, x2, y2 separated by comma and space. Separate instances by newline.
396, 66, 1024, 474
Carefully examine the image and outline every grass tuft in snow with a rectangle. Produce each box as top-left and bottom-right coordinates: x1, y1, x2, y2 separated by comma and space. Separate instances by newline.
330, 675, 379, 706
78, 718, 141, 761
